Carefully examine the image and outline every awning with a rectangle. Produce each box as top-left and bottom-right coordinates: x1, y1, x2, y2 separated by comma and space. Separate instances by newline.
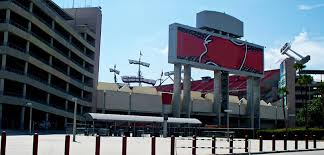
84, 113, 202, 124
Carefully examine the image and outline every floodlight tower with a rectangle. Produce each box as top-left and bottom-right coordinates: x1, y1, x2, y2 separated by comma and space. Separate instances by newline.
109, 64, 120, 83
280, 42, 310, 65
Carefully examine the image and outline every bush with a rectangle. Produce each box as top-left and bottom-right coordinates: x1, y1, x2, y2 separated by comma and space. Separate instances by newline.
257, 128, 324, 140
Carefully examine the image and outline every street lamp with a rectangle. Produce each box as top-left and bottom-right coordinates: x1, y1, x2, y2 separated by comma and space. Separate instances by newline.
26, 102, 33, 135
72, 97, 78, 142
238, 99, 243, 128
275, 105, 278, 128
224, 109, 232, 141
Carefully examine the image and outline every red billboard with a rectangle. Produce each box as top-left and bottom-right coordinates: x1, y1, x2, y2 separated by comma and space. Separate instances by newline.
169, 23, 264, 77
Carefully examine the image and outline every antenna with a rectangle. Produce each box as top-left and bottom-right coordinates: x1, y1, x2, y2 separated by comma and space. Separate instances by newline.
109, 64, 120, 83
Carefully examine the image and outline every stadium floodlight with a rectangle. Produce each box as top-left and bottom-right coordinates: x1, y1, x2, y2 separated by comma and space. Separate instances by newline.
280, 42, 310, 65
164, 70, 184, 76
109, 64, 120, 83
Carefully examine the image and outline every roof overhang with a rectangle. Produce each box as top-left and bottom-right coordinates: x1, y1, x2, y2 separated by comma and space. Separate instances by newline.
84, 113, 202, 124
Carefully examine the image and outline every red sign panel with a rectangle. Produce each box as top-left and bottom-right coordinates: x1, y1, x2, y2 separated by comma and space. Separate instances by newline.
161, 92, 173, 105
169, 23, 264, 77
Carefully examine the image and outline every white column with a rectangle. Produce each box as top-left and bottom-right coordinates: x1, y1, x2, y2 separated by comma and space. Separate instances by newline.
172, 64, 181, 118
183, 65, 191, 118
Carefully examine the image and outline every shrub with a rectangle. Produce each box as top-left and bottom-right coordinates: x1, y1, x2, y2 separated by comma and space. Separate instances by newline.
256, 128, 324, 140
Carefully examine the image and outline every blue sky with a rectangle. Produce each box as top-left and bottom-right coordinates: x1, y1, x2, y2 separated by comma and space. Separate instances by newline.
53, 0, 324, 83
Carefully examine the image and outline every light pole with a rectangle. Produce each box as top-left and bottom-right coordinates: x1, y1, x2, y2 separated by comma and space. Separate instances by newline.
275, 105, 278, 128
26, 102, 33, 135
238, 99, 243, 128
224, 109, 232, 141
72, 97, 78, 142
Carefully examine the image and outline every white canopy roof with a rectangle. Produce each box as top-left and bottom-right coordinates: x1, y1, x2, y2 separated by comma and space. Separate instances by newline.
84, 113, 202, 124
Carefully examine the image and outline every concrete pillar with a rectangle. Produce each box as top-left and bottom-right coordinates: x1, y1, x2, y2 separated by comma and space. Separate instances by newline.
49, 56, 52, 66
67, 66, 70, 75
1, 55, 6, 70
45, 113, 49, 129
247, 77, 261, 129
285, 58, 296, 128
20, 107, 25, 130
221, 71, 229, 125
50, 38, 54, 47
172, 64, 181, 118
28, 22, 31, 32
26, 42, 30, 53
5, 9, 10, 21
213, 71, 222, 126
24, 62, 28, 75
46, 93, 50, 105
3, 32, 8, 45
65, 100, 69, 110
0, 103, 2, 129
183, 65, 191, 118
0, 79, 4, 95
48, 74, 51, 85
29, 2, 33, 12
23, 84, 27, 98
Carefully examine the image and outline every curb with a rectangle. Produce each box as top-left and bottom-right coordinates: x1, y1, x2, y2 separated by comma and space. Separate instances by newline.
229, 148, 324, 154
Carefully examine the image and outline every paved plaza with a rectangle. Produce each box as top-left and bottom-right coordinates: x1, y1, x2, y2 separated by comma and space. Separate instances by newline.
2, 134, 324, 155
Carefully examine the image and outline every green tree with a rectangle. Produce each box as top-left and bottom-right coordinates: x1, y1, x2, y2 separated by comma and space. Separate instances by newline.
296, 74, 313, 129
294, 63, 306, 73
318, 82, 324, 127
296, 98, 323, 127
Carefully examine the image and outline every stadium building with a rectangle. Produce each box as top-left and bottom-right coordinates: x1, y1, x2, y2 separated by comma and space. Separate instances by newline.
0, 0, 102, 130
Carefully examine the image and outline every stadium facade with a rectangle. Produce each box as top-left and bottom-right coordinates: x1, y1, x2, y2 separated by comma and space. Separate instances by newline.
0, 0, 101, 130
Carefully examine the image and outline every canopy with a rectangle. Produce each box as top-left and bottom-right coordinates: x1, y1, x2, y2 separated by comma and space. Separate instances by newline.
84, 113, 202, 124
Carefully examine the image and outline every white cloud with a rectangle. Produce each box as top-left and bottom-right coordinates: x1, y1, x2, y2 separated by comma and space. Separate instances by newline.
265, 31, 324, 81
298, 3, 324, 11
153, 45, 168, 55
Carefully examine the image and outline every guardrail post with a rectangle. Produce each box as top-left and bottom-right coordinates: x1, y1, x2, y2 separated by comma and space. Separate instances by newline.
284, 135, 287, 150
192, 135, 196, 155
305, 135, 308, 149
1, 131, 6, 155
95, 135, 100, 155
244, 135, 248, 153
212, 135, 216, 154
229, 135, 233, 153
272, 135, 275, 151
151, 136, 156, 155
171, 135, 175, 155
64, 135, 70, 155
313, 135, 316, 149
295, 135, 298, 150
122, 136, 127, 155
33, 133, 39, 155
259, 136, 263, 152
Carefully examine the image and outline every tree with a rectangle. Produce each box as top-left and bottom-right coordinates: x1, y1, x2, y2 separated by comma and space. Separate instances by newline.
318, 82, 324, 127
294, 63, 306, 73
296, 98, 323, 127
296, 74, 313, 129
